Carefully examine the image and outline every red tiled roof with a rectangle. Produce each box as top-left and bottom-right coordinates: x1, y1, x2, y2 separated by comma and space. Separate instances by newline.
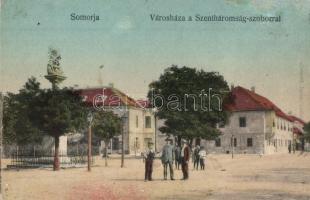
77, 87, 143, 108
288, 115, 306, 125
136, 99, 152, 108
224, 86, 292, 121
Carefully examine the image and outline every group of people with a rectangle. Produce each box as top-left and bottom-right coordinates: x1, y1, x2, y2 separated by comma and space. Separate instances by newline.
144, 138, 206, 181
192, 145, 207, 170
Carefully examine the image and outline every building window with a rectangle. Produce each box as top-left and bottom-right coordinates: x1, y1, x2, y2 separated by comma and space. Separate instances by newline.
233, 138, 237, 147
145, 116, 151, 128
112, 137, 119, 150
239, 117, 246, 127
247, 138, 253, 147
136, 116, 138, 128
215, 138, 221, 147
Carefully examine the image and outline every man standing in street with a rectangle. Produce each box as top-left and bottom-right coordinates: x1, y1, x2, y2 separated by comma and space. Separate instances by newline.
174, 143, 181, 170
193, 145, 200, 170
144, 142, 155, 181
181, 139, 190, 180
161, 138, 175, 180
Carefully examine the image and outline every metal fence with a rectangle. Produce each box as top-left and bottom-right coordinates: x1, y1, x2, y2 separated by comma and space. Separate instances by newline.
67, 144, 100, 156
9, 148, 95, 169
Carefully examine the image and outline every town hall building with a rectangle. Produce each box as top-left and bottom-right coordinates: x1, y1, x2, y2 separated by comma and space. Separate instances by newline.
200, 86, 296, 154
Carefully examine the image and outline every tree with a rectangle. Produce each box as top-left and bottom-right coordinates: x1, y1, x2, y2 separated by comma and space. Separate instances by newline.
148, 65, 230, 145
303, 122, 310, 143
30, 87, 87, 170
92, 111, 121, 167
3, 77, 44, 146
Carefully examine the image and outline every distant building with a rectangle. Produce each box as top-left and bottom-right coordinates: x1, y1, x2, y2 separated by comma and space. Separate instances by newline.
198, 86, 295, 154
289, 115, 306, 151
78, 86, 156, 155
77, 85, 304, 155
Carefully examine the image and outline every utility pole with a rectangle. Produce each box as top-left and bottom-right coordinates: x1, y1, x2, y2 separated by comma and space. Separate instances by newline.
88, 123, 92, 171
121, 113, 127, 168
299, 63, 304, 119
87, 112, 93, 172
154, 111, 157, 152
231, 134, 234, 159
0, 93, 3, 198
121, 124, 124, 168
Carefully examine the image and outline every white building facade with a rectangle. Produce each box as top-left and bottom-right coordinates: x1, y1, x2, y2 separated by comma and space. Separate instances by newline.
201, 86, 294, 154
202, 110, 293, 154
156, 86, 296, 154
79, 87, 156, 155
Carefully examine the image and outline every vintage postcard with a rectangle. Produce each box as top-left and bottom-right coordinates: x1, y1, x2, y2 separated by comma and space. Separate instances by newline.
0, 0, 309, 199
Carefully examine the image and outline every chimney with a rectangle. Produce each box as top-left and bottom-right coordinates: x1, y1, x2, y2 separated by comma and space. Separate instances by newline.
251, 86, 255, 93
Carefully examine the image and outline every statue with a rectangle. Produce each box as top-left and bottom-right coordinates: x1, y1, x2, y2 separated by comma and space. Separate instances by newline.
45, 47, 66, 89
47, 48, 64, 76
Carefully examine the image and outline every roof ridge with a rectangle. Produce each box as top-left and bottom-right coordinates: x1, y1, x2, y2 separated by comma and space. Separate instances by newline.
78, 87, 143, 108
237, 87, 269, 109
111, 88, 141, 108
233, 86, 292, 121
240, 86, 281, 110
289, 115, 306, 125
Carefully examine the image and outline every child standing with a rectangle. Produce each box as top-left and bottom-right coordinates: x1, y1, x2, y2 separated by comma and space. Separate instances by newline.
198, 146, 206, 170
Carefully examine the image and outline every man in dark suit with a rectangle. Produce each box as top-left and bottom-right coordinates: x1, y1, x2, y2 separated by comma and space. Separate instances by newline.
174, 144, 181, 170
161, 138, 175, 180
181, 139, 190, 180
144, 142, 155, 181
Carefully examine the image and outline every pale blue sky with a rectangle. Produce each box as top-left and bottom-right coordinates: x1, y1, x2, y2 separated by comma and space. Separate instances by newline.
1, 0, 310, 120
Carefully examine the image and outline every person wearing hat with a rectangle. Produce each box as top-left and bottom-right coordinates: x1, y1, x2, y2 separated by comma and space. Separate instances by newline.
174, 143, 181, 170
161, 138, 175, 180
193, 145, 200, 170
181, 139, 190, 180
144, 142, 155, 181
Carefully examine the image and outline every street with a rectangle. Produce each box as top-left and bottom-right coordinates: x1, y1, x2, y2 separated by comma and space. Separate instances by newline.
2, 153, 310, 200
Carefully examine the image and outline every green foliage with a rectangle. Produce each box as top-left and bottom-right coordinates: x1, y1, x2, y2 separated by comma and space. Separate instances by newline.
92, 111, 121, 142
3, 77, 88, 145
148, 65, 230, 141
303, 122, 310, 142
29, 87, 87, 138
3, 77, 43, 145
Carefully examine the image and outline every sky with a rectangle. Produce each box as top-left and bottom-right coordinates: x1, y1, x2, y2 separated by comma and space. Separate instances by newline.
0, 0, 310, 121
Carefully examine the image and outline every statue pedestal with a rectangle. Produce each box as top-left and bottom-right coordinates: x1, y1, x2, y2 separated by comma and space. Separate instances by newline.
45, 74, 66, 88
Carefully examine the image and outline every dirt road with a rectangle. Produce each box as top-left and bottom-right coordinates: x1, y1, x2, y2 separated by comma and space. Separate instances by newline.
2, 153, 310, 200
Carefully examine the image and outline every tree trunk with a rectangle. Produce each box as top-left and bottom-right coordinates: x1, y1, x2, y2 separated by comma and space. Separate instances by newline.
53, 136, 60, 171
105, 140, 109, 167
177, 136, 181, 147
105, 147, 108, 167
